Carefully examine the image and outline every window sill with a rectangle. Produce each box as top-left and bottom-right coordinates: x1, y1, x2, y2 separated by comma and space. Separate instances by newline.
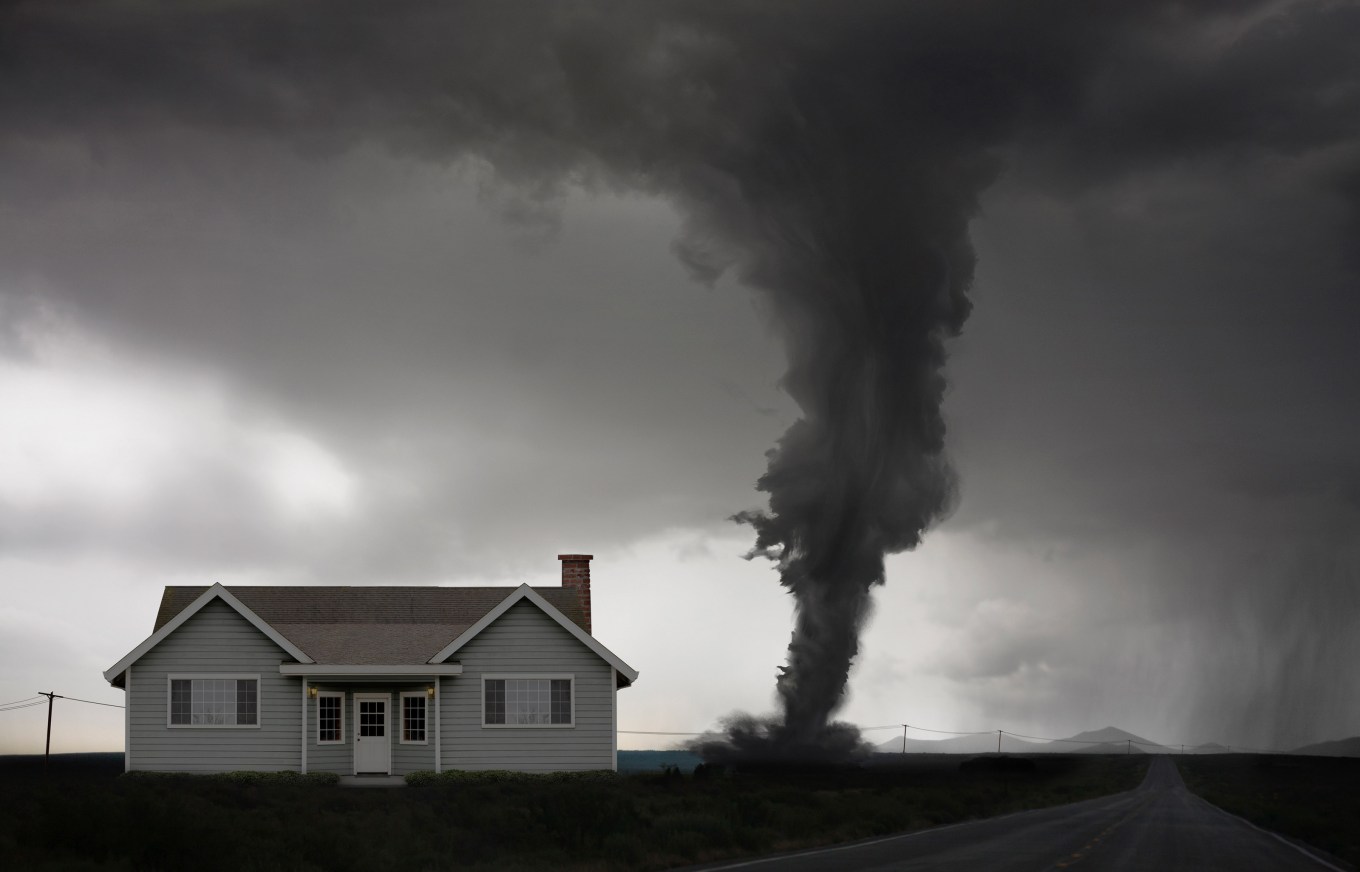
168, 724, 262, 729
481, 723, 575, 729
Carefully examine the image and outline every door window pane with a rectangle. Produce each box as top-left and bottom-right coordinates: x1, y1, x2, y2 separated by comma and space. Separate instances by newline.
360, 700, 385, 737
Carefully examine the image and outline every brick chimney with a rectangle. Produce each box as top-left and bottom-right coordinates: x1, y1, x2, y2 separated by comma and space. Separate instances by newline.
558, 554, 592, 634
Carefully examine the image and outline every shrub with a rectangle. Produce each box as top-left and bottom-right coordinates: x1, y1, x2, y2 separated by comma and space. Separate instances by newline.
120, 770, 339, 785
405, 768, 618, 786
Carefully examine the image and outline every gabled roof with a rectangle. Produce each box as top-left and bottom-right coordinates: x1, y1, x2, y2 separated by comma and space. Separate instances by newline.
103, 584, 315, 684
153, 585, 587, 633
429, 584, 639, 686
107, 582, 637, 686
148, 584, 588, 666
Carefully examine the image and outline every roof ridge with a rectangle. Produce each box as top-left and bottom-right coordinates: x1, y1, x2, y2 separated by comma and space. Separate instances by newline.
152, 584, 588, 642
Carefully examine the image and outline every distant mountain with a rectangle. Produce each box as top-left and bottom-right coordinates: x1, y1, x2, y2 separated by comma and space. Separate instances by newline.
872, 732, 1360, 757
1053, 726, 1173, 755
874, 726, 1169, 755
1292, 736, 1360, 757
874, 732, 1001, 755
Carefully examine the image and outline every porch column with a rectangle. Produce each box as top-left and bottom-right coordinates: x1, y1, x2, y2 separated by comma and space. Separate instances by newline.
434, 677, 441, 773
300, 677, 307, 774
124, 663, 132, 773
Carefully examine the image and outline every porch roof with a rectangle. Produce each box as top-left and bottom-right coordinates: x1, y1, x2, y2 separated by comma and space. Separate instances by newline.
280, 664, 463, 680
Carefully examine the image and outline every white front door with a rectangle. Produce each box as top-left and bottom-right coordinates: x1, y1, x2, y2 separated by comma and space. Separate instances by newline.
354, 694, 391, 774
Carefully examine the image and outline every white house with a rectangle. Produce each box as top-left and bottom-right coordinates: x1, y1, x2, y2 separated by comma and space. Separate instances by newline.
102, 555, 638, 775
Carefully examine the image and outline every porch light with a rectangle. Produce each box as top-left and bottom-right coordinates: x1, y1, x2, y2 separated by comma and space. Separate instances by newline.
426, 685, 435, 698
308, 685, 318, 698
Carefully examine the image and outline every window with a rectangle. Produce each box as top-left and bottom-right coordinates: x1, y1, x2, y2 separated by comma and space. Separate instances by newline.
359, 698, 386, 737
400, 693, 427, 744
317, 692, 344, 744
483, 676, 573, 727
168, 675, 259, 727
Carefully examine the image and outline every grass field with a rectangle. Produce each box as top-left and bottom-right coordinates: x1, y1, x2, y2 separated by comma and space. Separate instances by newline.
1, 752, 1148, 871
1176, 753, 1360, 869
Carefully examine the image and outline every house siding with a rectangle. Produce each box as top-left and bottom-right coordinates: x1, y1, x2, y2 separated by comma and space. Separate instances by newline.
440, 600, 615, 772
128, 599, 301, 772
305, 686, 435, 776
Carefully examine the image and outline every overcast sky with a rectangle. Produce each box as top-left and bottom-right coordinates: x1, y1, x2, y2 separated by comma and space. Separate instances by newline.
2, 0, 1359, 755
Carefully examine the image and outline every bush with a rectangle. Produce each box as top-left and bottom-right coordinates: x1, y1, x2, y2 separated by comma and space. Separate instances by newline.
405, 768, 618, 786
121, 770, 339, 785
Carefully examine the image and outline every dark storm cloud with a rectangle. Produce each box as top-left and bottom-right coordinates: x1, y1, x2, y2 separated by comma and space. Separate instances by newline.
3, 0, 1359, 750
1042, 1, 1360, 174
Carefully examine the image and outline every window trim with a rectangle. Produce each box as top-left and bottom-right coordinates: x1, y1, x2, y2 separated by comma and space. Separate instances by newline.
399, 692, 428, 745
316, 691, 345, 745
480, 673, 575, 729
166, 673, 262, 729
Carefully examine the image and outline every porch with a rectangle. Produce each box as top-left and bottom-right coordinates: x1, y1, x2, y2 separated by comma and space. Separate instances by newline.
280, 664, 463, 776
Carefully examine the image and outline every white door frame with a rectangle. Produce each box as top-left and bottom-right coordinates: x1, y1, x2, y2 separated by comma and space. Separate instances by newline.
353, 692, 392, 775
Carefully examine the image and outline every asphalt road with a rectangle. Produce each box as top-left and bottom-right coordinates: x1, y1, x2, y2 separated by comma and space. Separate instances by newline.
693, 757, 1346, 871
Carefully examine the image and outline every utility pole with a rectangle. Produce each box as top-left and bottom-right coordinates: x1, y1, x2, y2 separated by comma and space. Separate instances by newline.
39, 692, 62, 771
997, 730, 1002, 754
1126, 739, 1131, 756
901, 725, 907, 755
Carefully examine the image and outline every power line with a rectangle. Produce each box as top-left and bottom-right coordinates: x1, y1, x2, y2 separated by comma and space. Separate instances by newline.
0, 700, 47, 713
1, 695, 124, 713
56, 695, 124, 710
3, 689, 1300, 757
903, 722, 994, 736
611, 718, 1294, 755
619, 723, 973, 737
1001, 730, 1124, 746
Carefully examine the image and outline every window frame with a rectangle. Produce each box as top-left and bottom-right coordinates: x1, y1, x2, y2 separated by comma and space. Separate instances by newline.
316, 691, 345, 744
399, 692, 428, 745
480, 674, 575, 729
166, 673, 262, 729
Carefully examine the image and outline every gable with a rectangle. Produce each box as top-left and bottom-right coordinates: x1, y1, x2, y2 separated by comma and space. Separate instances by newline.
104, 583, 312, 685
149, 597, 291, 662
463, 599, 594, 657
428, 584, 639, 685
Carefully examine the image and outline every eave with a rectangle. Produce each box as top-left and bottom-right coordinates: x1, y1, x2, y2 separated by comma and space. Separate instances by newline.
279, 664, 464, 681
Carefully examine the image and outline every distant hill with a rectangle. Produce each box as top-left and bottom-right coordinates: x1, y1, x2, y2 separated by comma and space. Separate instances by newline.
875, 726, 1169, 755
1189, 743, 1231, 754
1292, 737, 1360, 758
1054, 727, 1172, 755
874, 733, 1000, 755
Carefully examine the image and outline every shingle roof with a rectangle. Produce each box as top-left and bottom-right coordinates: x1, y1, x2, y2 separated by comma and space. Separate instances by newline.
154, 586, 586, 665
